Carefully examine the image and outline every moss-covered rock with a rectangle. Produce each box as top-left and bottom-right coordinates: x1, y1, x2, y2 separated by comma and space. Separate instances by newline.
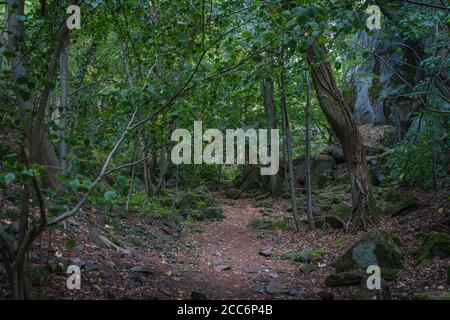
325, 272, 364, 287
447, 265, 450, 285
412, 291, 450, 300
415, 231, 450, 263
324, 204, 352, 229
175, 190, 216, 210
382, 194, 418, 217
283, 248, 325, 264
335, 229, 403, 272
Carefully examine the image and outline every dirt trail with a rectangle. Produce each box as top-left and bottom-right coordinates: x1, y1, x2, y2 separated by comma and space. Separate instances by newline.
155, 196, 304, 299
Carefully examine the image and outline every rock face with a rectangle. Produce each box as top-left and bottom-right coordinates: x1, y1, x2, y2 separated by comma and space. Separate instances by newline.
358, 124, 397, 156
292, 154, 335, 189
415, 232, 450, 263
335, 229, 403, 273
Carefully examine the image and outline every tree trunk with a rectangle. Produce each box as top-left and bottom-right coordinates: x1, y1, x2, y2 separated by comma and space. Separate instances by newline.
59, 40, 69, 169
304, 69, 315, 230
307, 44, 377, 231
261, 79, 280, 195
7, 0, 60, 187
279, 66, 302, 232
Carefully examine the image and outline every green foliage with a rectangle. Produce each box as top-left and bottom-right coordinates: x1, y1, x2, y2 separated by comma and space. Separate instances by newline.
384, 115, 449, 188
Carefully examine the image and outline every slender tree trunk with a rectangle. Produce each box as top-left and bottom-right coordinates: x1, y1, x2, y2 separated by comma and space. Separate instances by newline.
261, 79, 279, 195
307, 44, 377, 231
7, 0, 61, 187
304, 69, 315, 230
279, 67, 302, 232
59, 41, 69, 169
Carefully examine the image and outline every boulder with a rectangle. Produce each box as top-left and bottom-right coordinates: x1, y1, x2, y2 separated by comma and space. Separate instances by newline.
323, 204, 352, 229
383, 194, 419, 216
130, 265, 155, 275
335, 229, 403, 273
321, 144, 345, 163
359, 124, 397, 156
415, 232, 450, 263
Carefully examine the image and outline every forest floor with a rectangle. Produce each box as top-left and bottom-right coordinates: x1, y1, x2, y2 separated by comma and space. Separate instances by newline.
1, 185, 449, 300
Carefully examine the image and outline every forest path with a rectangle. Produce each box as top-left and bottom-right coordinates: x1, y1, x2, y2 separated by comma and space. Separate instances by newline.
155, 196, 306, 299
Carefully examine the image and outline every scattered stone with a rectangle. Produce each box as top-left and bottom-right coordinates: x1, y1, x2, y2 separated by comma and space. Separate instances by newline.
265, 279, 285, 294
130, 265, 155, 275
415, 231, 450, 263
71, 257, 86, 268
335, 229, 403, 272
287, 287, 304, 295
114, 251, 125, 259
256, 274, 272, 283
249, 284, 266, 294
210, 263, 232, 271
259, 247, 273, 257
325, 272, 364, 287
84, 262, 98, 272
191, 291, 208, 300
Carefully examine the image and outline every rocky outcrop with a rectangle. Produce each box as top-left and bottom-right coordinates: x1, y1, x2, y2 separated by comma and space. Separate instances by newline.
292, 154, 335, 189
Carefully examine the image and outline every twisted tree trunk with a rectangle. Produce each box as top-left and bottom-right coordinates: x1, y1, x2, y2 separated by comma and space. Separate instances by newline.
307, 44, 378, 231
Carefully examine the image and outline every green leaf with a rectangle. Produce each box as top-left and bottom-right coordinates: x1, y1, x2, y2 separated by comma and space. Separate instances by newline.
68, 179, 80, 192
104, 190, 116, 201
4, 173, 15, 185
